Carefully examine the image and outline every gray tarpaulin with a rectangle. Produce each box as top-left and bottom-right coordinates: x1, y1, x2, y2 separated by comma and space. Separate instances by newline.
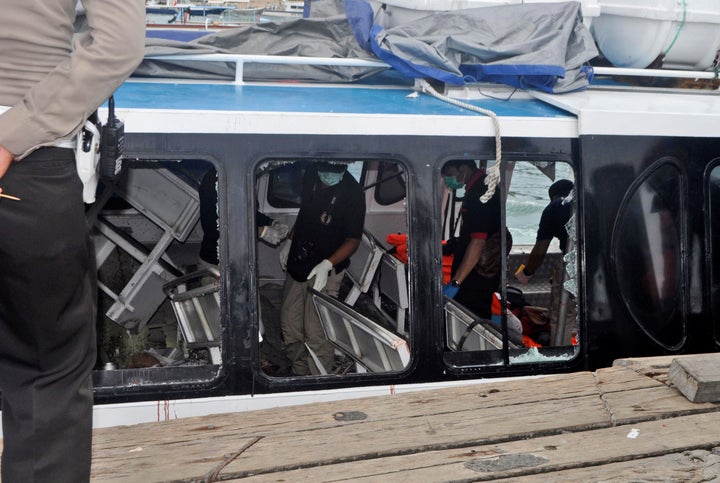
368, 2, 598, 92
136, 0, 598, 92
137, 8, 385, 83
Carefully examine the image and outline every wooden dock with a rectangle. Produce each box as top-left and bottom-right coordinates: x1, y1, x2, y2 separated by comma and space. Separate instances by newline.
7, 354, 720, 481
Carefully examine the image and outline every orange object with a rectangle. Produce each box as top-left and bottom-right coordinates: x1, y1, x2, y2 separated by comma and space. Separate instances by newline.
522, 335, 542, 348
441, 255, 453, 284
386, 233, 409, 264
440, 239, 453, 284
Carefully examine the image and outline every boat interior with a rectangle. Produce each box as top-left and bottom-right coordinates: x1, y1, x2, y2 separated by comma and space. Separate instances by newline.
91, 156, 575, 380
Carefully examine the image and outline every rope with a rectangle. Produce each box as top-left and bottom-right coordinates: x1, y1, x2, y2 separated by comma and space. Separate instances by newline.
416, 79, 502, 203
663, 0, 687, 57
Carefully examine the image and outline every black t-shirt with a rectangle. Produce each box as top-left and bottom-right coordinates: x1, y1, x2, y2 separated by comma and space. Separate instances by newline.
287, 168, 366, 282
452, 170, 501, 274
536, 198, 573, 253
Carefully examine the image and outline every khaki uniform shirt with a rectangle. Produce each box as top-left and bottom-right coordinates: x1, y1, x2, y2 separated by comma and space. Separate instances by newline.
0, 0, 145, 158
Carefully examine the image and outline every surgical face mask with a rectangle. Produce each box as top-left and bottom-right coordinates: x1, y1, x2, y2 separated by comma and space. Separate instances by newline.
318, 171, 344, 186
444, 175, 465, 191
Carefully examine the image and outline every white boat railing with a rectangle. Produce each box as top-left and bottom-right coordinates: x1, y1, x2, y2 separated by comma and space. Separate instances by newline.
593, 66, 719, 81
143, 53, 718, 88
144, 53, 390, 84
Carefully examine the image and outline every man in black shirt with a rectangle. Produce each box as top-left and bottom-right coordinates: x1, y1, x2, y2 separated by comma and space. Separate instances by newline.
279, 162, 366, 375
442, 160, 509, 320
515, 179, 575, 345
515, 179, 574, 283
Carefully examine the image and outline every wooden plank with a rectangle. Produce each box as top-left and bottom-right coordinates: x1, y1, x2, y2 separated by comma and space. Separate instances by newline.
93, 372, 600, 444
226, 412, 720, 482
60, 361, 706, 481
668, 353, 720, 403
89, 373, 610, 481
602, 384, 719, 424
514, 449, 720, 482
613, 353, 713, 385
594, 365, 666, 393
218, 394, 609, 477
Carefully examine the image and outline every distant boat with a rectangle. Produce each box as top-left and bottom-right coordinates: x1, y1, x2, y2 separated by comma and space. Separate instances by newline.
148, 0, 305, 27
217, 7, 265, 25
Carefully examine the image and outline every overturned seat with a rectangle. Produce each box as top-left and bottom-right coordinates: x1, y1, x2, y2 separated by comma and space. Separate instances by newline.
311, 289, 409, 373
372, 252, 409, 335
344, 230, 383, 306
163, 268, 222, 364
89, 167, 201, 331
445, 296, 520, 351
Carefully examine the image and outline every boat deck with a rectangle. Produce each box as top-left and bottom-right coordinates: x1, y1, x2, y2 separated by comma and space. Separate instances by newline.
80, 354, 720, 481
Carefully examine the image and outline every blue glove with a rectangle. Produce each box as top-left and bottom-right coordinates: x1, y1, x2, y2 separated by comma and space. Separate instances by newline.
443, 282, 459, 298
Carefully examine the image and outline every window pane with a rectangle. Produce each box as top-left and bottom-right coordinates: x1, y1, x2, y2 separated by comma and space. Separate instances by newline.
256, 159, 410, 378
375, 161, 407, 206
613, 162, 684, 349
708, 163, 720, 345
93, 159, 220, 389
442, 159, 578, 370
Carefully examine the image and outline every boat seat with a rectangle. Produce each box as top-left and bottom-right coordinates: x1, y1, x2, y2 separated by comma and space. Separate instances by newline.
88, 167, 201, 332
372, 252, 409, 335
163, 268, 222, 364
92, 219, 182, 331
444, 296, 520, 351
344, 230, 384, 306
311, 289, 410, 373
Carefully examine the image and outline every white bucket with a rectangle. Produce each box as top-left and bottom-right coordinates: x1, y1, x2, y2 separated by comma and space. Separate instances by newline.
591, 0, 720, 70
369, 0, 600, 28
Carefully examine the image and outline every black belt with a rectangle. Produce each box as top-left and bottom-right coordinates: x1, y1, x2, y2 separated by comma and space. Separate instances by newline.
23, 146, 74, 162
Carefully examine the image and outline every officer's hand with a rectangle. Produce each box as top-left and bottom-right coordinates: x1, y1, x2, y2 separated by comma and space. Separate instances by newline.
0, 144, 14, 181
308, 259, 333, 291
260, 221, 289, 246
279, 240, 291, 271
515, 270, 531, 285
442, 282, 459, 299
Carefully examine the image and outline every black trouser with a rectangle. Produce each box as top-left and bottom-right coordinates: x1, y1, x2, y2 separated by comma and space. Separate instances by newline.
455, 270, 500, 321
0, 148, 96, 482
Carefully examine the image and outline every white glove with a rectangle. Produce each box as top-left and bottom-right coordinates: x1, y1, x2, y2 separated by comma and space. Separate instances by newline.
308, 259, 333, 291
259, 221, 289, 246
279, 240, 291, 271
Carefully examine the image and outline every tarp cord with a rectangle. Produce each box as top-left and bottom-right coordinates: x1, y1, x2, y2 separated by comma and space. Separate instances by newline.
663, 0, 686, 57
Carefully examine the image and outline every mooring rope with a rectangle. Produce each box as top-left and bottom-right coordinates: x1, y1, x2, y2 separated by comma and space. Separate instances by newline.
415, 79, 502, 203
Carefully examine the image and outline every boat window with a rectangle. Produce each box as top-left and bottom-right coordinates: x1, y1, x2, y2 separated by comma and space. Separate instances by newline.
267, 161, 364, 208
374, 161, 406, 206
612, 160, 685, 350
441, 160, 579, 370
91, 159, 221, 392
256, 158, 409, 378
708, 162, 720, 346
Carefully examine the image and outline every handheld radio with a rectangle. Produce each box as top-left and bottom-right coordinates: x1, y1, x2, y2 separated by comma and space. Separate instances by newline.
99, 96, 125, 179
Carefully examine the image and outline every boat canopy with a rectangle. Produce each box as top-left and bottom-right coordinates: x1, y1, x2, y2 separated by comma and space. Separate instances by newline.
138, 0, 598, 93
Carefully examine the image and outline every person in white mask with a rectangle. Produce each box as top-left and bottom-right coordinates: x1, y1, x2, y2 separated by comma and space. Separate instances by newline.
278, 161, 366, 375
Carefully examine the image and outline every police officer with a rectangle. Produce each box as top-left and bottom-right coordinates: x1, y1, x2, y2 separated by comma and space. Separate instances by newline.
0, 1, 145, 480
